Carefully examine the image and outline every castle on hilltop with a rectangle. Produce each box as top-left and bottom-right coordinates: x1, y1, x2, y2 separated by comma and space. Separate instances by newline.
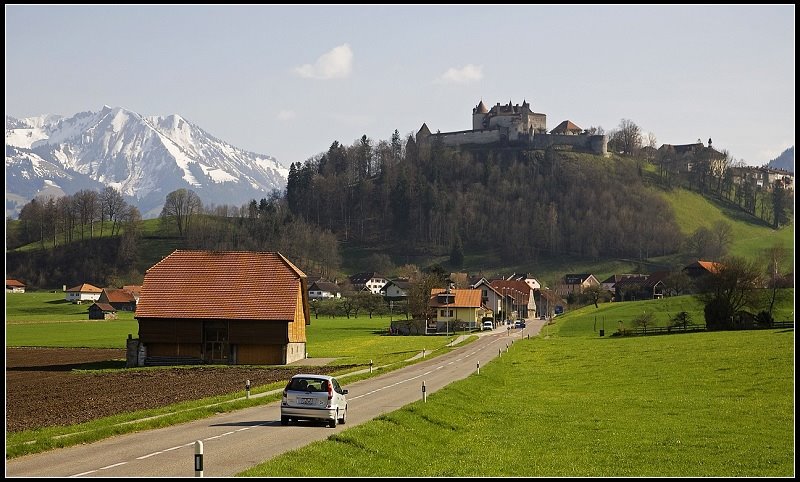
417, 99, 608, 156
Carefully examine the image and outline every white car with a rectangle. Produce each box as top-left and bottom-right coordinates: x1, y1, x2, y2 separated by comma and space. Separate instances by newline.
482, 320, 494, 331
281, 374, 348, 428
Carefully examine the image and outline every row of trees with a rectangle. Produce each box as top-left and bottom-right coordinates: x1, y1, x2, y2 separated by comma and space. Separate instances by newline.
13, 187, 140, 249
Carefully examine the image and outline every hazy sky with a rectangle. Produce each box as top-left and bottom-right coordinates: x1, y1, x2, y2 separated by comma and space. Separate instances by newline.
5, 5, 795, 168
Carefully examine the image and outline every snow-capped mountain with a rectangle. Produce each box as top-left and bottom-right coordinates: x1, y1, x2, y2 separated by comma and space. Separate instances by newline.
6, 106, 289, 218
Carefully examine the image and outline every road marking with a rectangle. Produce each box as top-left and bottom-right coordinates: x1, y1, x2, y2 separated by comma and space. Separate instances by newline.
71, 470, 98, 477
99, 462, 127, 470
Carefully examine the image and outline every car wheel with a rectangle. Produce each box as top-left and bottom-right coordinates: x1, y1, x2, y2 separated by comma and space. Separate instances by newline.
281, 416, 289, 426
339, 406, 347, 425
329, 410, 338, 428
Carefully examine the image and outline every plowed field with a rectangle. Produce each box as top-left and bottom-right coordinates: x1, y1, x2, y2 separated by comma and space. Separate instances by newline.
5, 347, 340, 433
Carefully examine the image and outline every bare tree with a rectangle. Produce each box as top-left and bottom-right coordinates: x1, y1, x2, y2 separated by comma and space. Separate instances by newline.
609, 119, 643, 156
160, 188, 202, 237
100, 186, 127, 236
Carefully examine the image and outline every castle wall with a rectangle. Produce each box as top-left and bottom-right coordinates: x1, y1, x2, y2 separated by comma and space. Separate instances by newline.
530, 134, 608, 156
436, 129, 502, 146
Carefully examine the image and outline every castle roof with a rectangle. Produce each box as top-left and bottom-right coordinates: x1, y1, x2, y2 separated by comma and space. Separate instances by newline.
418, 123, 431, 137
550, 120, 583, 134
476, 100, 488, 113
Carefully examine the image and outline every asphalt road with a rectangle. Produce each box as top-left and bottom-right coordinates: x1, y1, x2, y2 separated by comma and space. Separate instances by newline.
6, 322, 543, 477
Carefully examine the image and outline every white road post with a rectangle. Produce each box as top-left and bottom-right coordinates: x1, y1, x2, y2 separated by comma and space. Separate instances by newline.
194, 440, 203, 477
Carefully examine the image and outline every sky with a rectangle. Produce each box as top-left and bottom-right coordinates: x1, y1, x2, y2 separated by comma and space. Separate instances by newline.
5, 5, 795, 169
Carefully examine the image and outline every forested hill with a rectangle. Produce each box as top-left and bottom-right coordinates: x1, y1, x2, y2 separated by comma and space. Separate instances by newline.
286, 134, 684, 265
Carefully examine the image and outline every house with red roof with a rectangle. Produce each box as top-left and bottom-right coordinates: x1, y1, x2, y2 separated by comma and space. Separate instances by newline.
429, 288, 492, 328
6, 279, 26, 293
99, 288, 137, 311
135, 250, 310, 365
683, 260, 723, 278
65, 283, 103, 304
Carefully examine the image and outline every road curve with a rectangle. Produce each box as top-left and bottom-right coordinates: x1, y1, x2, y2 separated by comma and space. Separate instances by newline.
6, 323, 542, 477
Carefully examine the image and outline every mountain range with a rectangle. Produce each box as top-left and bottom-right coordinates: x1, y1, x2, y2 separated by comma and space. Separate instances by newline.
5, 106, 288, 219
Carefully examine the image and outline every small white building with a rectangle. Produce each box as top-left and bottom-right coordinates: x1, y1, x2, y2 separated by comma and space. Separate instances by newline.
380, 279, 411, 300
6, 279, 26, 293
308, 280, 342, 300
349, 272, 388, 295
65, 283, 103, 304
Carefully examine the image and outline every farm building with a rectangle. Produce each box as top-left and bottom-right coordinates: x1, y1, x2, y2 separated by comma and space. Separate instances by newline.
99, 288, 137, 311
89, 302, 118, 320
6, 279, 26, 293
134, 250, 310, 366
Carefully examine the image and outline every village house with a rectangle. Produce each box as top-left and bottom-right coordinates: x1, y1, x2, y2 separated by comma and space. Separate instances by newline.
348, 272, 389, 295
470, 278, 504, 321
428, 288, 492, 331
134, 250, 310, 366
489, 279, 536, 319
557, 274, 600, 296
98, 288, 137, 311
65, 283, 103, 304
308, 280, 342, 300
380, 279, 411, 301
6, 279, 26, 293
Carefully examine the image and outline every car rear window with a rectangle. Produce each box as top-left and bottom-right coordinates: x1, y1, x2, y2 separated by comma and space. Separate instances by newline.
289, 378, 328, 392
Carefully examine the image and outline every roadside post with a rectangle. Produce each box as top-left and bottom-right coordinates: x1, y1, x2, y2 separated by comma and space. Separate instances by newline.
477, 361, 480, 374
245, 379, 251, 399
369, 359, 373, 373
422, 381, 427, 402
194, 440, 203, 477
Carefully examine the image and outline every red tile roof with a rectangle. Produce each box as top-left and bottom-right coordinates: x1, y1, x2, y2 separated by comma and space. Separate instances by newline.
136, 250, 307, 320
550, 120, 583, 134
91, 302, 117, 312
697, 260, 723, 274
6, 279, 25, 287
66, 283, 102, 293
429, 289, 483, 308
101, 288, 136, 303
488, 280, 530, 303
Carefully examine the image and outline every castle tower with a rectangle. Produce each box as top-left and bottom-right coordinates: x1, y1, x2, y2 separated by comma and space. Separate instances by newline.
472, 100, 489, 130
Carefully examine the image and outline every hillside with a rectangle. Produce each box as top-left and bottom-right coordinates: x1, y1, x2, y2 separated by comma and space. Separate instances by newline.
10, 185, 790, 290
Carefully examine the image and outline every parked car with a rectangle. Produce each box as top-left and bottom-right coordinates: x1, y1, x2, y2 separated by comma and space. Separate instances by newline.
514, 320, 526, 329
281, 374, 348, 428
482, 320, 494, 331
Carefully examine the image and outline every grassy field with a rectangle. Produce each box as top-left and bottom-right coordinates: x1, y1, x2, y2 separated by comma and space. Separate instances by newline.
660, 188, 794, 271
241, 325, 794, 477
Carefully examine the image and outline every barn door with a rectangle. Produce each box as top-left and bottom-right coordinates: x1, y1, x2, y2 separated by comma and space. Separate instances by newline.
203, 321, 229, 363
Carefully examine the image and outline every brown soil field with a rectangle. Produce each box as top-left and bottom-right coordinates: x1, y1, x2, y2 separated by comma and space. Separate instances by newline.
5, 347, 343, 433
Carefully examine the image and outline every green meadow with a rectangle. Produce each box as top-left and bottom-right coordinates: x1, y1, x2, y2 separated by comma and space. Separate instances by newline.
241, 323, 795, 477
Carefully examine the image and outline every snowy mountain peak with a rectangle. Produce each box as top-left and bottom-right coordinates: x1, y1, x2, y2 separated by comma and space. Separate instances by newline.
6, 106, 288, 219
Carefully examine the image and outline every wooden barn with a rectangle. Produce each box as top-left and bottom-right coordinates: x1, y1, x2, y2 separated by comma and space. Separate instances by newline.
89, 302, 118, 320
134, 250, 310, 366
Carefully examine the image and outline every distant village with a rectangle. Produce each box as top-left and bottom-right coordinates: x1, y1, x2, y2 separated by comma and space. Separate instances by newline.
6, 254, 738, 368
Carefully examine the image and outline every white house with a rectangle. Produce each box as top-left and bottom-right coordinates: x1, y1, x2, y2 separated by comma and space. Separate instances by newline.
6, 279, 26, 293
308, 280, 342, 300
470, 278, 505, 320
380, 279, 411, 300
65, 283, 103, 304
349, 272, 388, 295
